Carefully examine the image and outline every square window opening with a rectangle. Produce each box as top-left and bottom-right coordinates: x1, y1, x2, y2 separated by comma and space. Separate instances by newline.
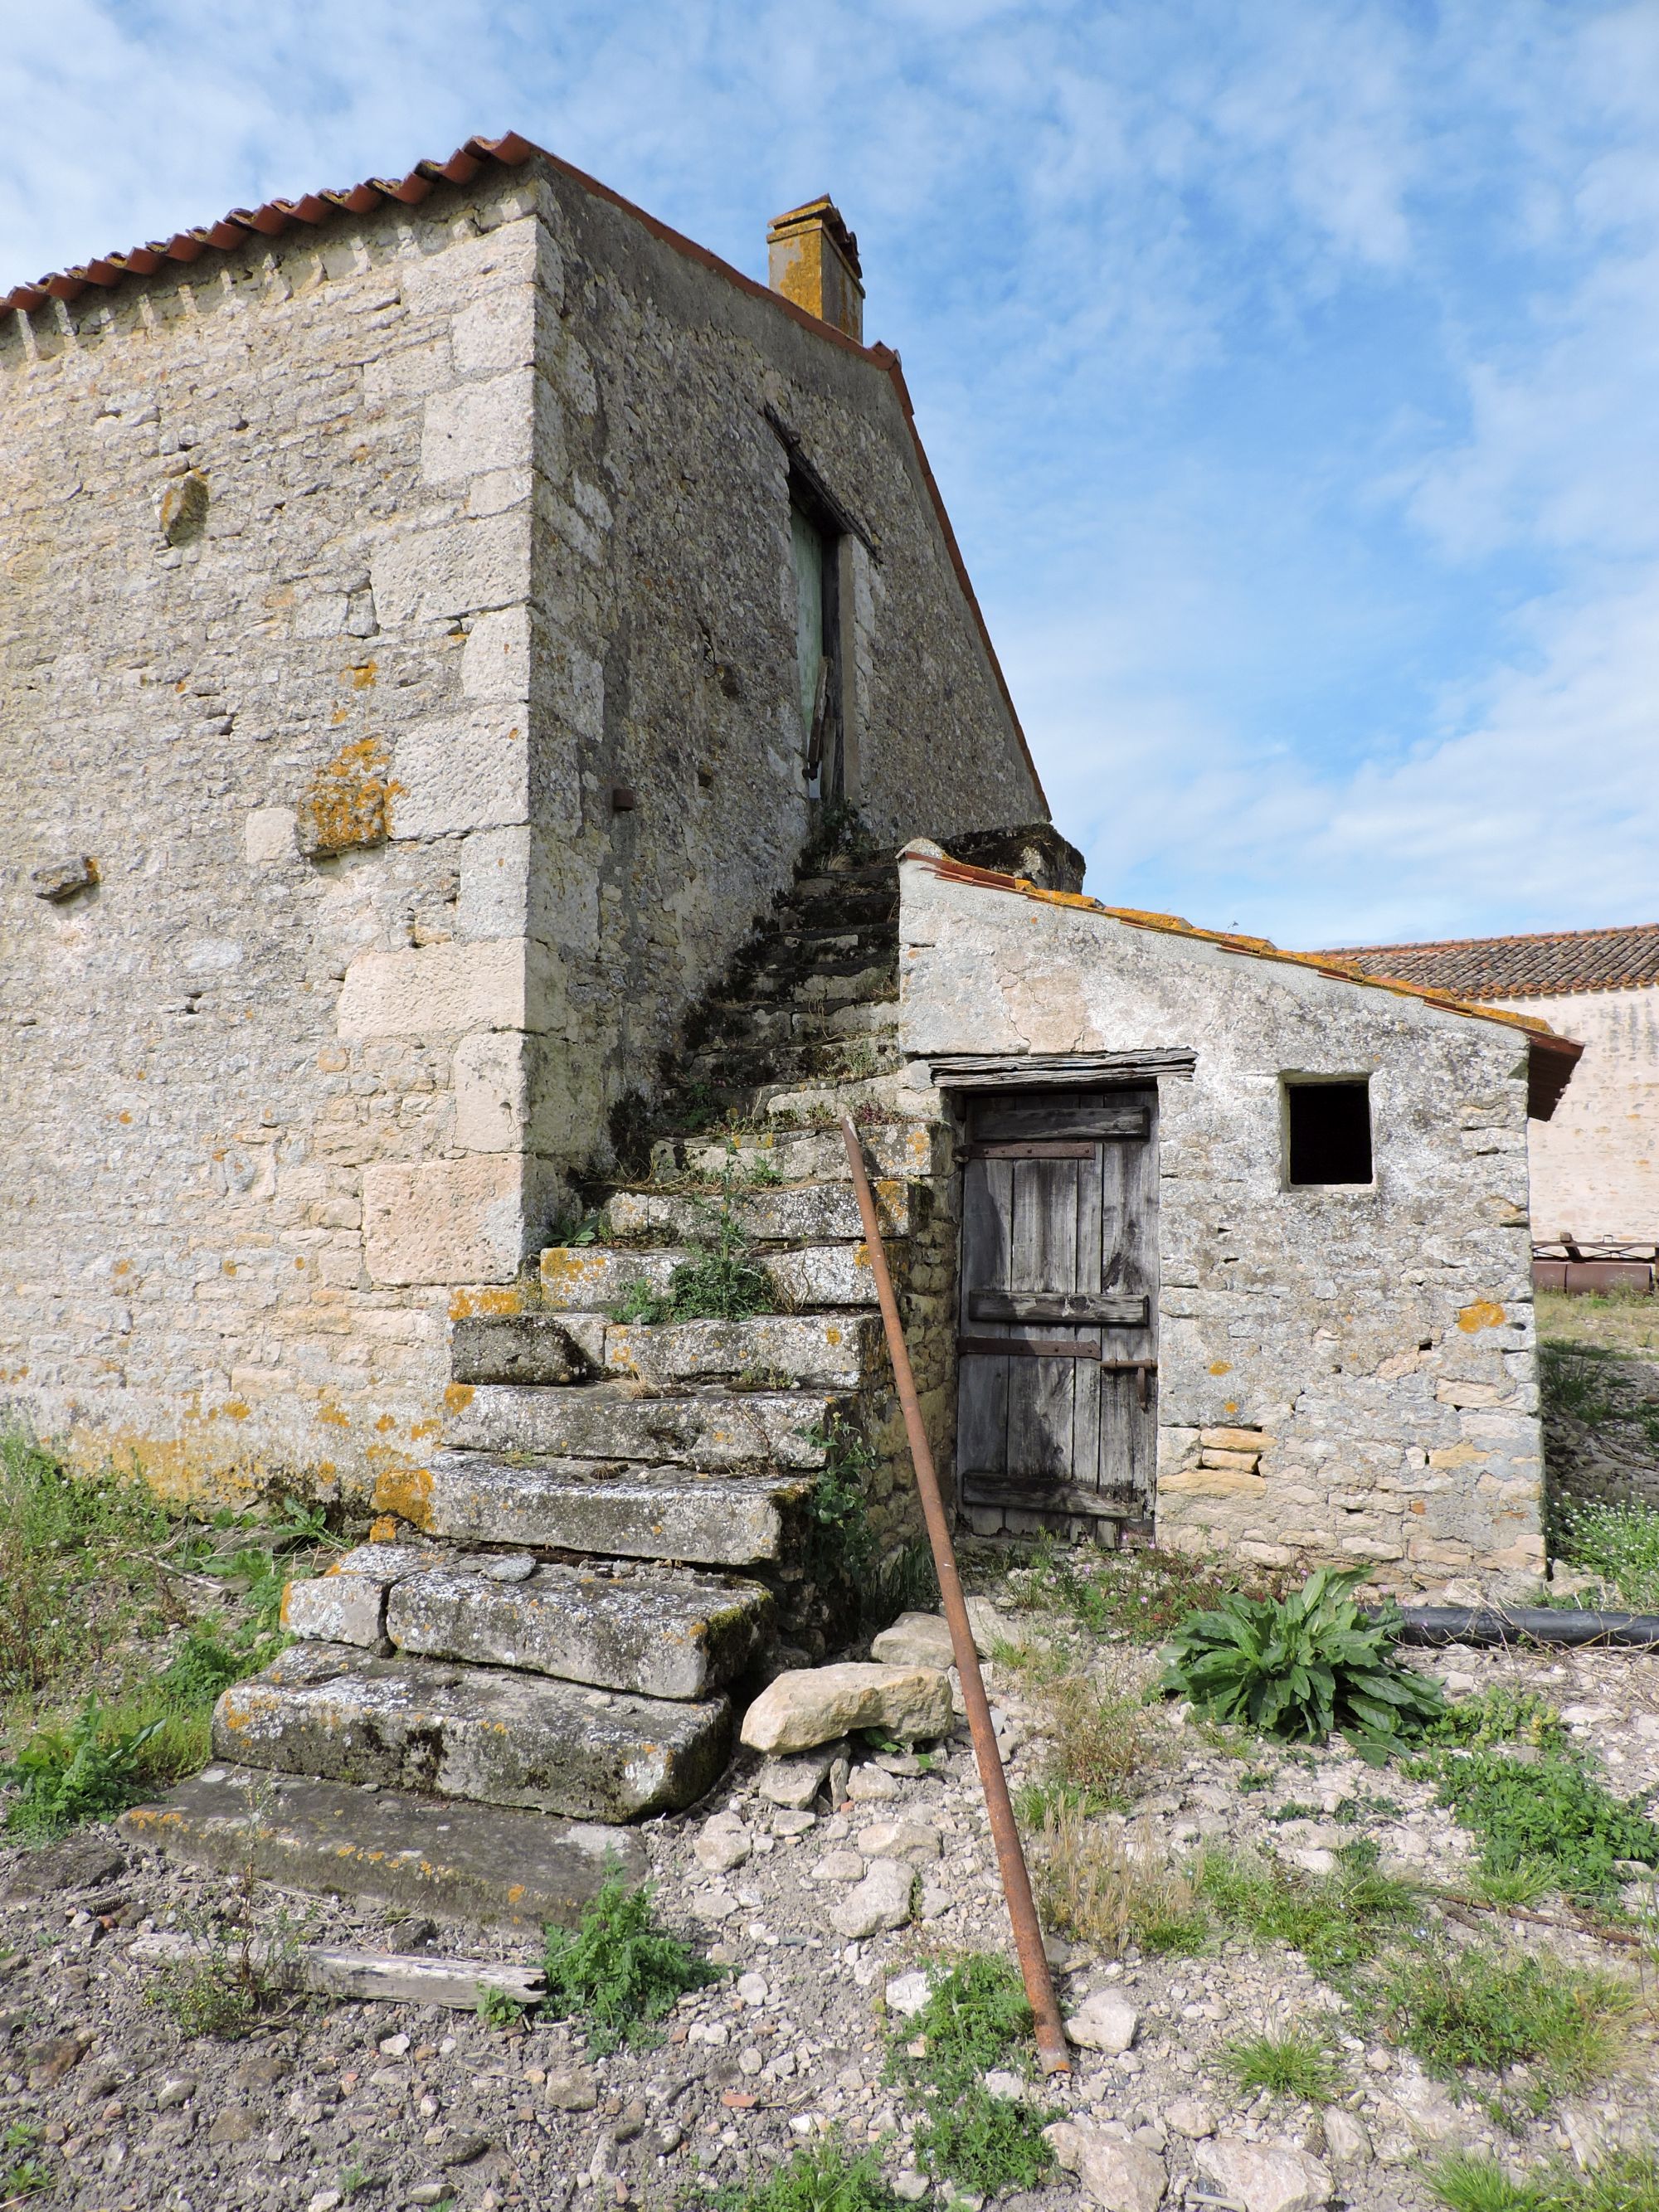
1285, 1078, 1373, 1187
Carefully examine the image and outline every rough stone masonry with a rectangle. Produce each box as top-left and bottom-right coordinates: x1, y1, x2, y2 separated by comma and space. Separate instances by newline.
0, 135, 1044, 1502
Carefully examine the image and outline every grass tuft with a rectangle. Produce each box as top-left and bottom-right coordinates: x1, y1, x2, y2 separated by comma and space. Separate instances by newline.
1551, 1499, 1659, 1614
1430, 2148, 1659, 2212
1220, 2028, 1344, 2104
1034, 1803, 1208, 1957
540, 1871, 720, 2052
1370, 1941, 1635, 2117
1197, 1845, 1420, 1985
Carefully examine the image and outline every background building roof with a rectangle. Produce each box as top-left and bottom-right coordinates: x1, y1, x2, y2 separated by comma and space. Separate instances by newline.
1317, 923, 1659, 1002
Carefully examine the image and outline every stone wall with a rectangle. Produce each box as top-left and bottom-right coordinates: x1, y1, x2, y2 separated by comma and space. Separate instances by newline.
897, 850, 1549, 1588
1485, 985, 1659, 1248
0, 150, 1042, 1500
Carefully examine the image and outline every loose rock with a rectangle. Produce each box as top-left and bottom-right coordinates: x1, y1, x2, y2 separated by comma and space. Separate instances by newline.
1047, 2121, 1169, 2212
870, 1612, 955, 1670
1194, 2137, 1334, 2212
740, 1665, 952, 1754
830, 1857, 915, 1939
1065, 1991, 1140, 2054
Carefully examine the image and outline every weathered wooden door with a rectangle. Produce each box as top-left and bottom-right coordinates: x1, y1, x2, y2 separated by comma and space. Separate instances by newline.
956, 1087, 1158, 1534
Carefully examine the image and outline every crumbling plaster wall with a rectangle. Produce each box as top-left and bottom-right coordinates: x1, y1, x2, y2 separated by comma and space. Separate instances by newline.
0, 158, 1042, 1501
898, 856, 1547, 1587
1485, 984, 1659, 1248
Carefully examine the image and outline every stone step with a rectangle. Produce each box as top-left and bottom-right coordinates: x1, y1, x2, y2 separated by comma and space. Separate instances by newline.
538, 1241, 895, 1313
374, 1451, 820, 1564
757, 1068, 937, 1125
215, 1644, 729, 1822
603, 1312, 882, 1388
441, 1381, 846, 1466
741, 958, 898, 1004
452, 1311, 591, 1386
123, 1769, 644, 1928
681, 1035, 901, 1089
602, 1179, 907, 1244
285, 1544, 775, 1699
703, 999, 898, 1050
653, 1121, 940, 1185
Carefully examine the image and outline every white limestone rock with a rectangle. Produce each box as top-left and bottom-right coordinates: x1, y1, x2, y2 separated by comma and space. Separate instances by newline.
740, 1665, 953, 1754
1194, 2137, 1333, 2212
1045, 2122, 1169, 2212
869, 1612, 955, 1670
830, 1858, 915, 1939
1064, 1991, 1141, 2054
693, 1815, 752, 1875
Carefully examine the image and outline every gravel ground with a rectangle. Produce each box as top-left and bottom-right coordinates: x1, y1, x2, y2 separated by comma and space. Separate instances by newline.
6, 1624, 1659, 2212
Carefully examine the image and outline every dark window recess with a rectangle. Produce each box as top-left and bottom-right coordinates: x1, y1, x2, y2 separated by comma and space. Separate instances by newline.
789, 473, 844, 803
1287, 1081, 1372, 1186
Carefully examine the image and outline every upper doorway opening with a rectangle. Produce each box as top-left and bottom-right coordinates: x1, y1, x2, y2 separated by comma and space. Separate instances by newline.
790, 476, 844, 805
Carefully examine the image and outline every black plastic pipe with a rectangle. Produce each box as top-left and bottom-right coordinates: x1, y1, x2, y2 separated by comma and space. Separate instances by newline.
1390, 1607, 1659, 1650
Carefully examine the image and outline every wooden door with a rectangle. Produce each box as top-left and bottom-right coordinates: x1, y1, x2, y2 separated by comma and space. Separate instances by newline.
956, 1087, 1158, 1534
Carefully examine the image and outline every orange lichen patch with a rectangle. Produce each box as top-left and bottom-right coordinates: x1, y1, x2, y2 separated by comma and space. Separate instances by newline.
221, 1259, 236, 1276
118, 1110, 133, 1125
221, 1401, 251, 1421
316, 1403, 350, 1429
826, 1325, 843, 1346
408, 1418, 441, 1442
330, 707, 349, 726
443, 1382, 474, 1414
917, 849, 1577, 1048
114, 1259, 131, 1276
298, 736, 401, 857
350, 661, 377, 689
374, 1413, 397, 1434
1209, 1361, 1232, 1376
540, 1249, 607, 1296
450, 1287, 523, 1320
1457, 1300, 1509, 1334
374, 1464, 435, 1528
368, 1514, 402, 1543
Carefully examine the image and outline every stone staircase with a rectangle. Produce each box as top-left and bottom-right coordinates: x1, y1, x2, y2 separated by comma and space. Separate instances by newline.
206, 850, 946, 1838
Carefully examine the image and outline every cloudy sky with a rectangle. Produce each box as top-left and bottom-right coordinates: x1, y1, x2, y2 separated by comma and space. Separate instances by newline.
4, 0, 1656, 947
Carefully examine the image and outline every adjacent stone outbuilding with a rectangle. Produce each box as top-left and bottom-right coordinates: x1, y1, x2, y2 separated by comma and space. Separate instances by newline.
897, 844, 1583, 1587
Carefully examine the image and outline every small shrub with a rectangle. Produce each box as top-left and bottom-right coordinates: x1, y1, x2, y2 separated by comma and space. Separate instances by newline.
540, 1873, 719, 2052
712, 2135, 905, 2212
1162, 1565, 1447, 1752
610, 1276, 665, 1325
148, 1908, 305, 2039
1370, 1942, 1634, 2114
886, 1954, 1056, 2195
1221, 2029, 1343, 2104
1197, 1846, 1419, 1985
1034, 1804, 1206, 1956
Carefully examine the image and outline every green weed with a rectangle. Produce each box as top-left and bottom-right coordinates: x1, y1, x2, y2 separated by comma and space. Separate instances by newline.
1370, 1942, 1634, 2117
477, 1984, 527, 2029
1416, 1743, 1659, 1903
540, 1873, 719, 2052
1551, 1500, 1659, 1614
886, 1953, 1057, 2194
2, 1699, 167, 1838
1220, 2029, 1343, 2104
1163, 1566, 1447, 1753
711, 2135, 905, 2212
1197, 1846, 1421, 1984
1010, 1538, 1255, 1646
1430, 2148, 1659, 2212
1541, 1343, 1621, 1429
148, 1902, 308, 2039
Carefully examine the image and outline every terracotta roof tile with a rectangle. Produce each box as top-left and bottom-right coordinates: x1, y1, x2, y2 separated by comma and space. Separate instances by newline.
1316, 923, 1659, 1002
0, 134, 537, 315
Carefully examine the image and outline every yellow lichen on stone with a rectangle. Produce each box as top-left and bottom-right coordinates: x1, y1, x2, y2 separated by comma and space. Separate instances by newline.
297, 736, 401, 858
443, 1382, 474, 1413
1457, 1299, 1508, 1333
373, 1464, 435, 1528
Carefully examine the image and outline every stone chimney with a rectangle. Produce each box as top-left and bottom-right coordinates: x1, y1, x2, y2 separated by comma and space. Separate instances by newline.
766, 197, 864, 343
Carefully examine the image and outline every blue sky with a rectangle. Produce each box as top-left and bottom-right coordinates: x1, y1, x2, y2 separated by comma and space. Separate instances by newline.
5, 0, 1657, 947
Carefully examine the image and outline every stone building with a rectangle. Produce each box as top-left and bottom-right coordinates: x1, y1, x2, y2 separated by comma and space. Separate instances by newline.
1326, 925, 1659, 1291
897, 845, 1582, 1587
2, 134, 1589, 1858
1, 133, 1043, 1500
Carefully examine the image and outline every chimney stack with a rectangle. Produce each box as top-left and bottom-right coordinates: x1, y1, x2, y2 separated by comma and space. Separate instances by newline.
766, 197, 864, 343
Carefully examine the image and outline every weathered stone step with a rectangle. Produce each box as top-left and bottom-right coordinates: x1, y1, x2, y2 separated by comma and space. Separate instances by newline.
703, 995, 898, 1048
682, 1035, 901, 1088
604, 1312, 882, 1388
441, 1382, 846, 1466
123, 1768, 644, 1928
742, 957, 898, 1004
374, 1451, 820, 1564
654, 1121, 939, 1184
602, 1179, 907, 1243
286, 1544, 775, 1698
452, 1310, 591, 1386
539, 1241, 895, 1312
215, 1644, 729, 1821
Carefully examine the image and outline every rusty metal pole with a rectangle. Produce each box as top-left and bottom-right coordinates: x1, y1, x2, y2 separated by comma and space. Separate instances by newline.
839, 1116, 1071, 2076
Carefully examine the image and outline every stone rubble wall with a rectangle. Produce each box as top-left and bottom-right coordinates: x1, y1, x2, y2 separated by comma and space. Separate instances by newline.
0, 155, 1042, 1500
896, 856, 1547, 1587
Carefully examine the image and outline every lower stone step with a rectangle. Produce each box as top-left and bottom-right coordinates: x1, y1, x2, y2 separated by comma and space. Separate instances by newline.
286, 1546, 771, 1699
122, 1767, 644, 1928
538, 1242, 895, 1312
441, 1382, 847, 1467
374, 1451, 818, 1565
603, 1313, 880, 1389
214, 1645, 731, 1822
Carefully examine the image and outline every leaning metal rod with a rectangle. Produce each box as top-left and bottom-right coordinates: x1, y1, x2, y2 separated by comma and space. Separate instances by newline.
839, 1116, 1072, 2076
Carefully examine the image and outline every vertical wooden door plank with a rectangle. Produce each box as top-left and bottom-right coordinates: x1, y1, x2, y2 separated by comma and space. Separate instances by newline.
957, 1149, 1013, 1481
1004, 1151, 1078, 1481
